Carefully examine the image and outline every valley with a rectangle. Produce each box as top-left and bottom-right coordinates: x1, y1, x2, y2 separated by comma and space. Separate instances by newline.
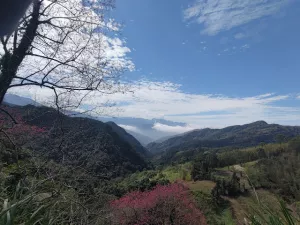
1, 103, 300, 224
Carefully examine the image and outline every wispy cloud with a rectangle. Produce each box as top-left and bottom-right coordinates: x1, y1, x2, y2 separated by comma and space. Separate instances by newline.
218, 44, 251, 55
8, 80, 300, 128
234, 33, 247, 39
184, 0, 291, 35
241, 44, 250, 50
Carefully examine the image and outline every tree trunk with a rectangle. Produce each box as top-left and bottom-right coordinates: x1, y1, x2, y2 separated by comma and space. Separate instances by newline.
0, 53, 14, 104
0, 0, 41, 105
0, 72, 15, 104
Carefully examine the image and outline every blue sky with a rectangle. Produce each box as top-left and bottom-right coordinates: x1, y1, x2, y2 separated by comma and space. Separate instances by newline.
113, 0, 300, 96
8, 0, 300, 133
103, 0, 300, 131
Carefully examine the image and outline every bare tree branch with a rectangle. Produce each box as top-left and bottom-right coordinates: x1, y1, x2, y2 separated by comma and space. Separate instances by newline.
0, 107, 18, 124
0, 0, 133, 113
0, 37, 9, 53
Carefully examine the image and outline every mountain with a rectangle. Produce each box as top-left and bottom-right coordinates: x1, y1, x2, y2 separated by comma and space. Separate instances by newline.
153, 135, 175, 144
3, 93, 40, 106
8, 105, 149, 179
147, 121, 300, 154
3, 94, 187, 141
68, 113, 154, 145
70, 114, 179, 143
153, 130, 195, 144
105, 122, 150, 156
126, 130, 154, 146
97, 117, 187, 140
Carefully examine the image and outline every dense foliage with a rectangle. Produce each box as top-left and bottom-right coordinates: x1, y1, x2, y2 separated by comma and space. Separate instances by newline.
247, 138, 300, 202
0, 106, 46, 166
0, 105, 151, 224
148, 121, 299, 155
8, 105, 149, 179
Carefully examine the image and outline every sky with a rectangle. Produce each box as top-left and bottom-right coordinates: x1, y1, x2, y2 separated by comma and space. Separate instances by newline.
7, 0, 300, 134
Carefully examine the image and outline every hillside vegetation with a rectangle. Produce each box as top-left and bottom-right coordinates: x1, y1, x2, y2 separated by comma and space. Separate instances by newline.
2, 105, 149, 179
1, 104, 300, 224
147, 121, 300, 154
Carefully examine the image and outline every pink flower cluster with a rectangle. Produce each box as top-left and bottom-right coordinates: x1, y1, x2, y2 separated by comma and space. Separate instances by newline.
0, 106, 46, 146
110, 183, 207, 225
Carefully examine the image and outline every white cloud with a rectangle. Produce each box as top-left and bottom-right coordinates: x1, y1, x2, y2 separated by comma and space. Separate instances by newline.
152, 123, 195, 134
184, 0, 291, 35
118, 124, 141, 133
8, 80, 300, 128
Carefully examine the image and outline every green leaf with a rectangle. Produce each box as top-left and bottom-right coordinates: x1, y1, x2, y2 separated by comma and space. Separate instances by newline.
30, 205, 45, 220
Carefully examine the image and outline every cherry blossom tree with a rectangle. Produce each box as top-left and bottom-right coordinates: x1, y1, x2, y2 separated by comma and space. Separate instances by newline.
0, 0, 133, 108
0, 106, 46, 163
110, 183, 207, 225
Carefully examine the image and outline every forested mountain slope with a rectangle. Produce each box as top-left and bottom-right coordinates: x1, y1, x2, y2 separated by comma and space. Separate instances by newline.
147, 121, 300, 154
10, 105, 149, 178
105, 121, 150, 156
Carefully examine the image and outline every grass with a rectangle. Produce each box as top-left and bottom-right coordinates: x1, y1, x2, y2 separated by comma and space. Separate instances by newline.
190, 182, 281, 224
192, 190, 236, 225
243, 160, 259, 167
118, 162, 194, 190
158, 162, 192, 182
186, 180, 216, 194
221, 208, 235, 225
202, 159, 283, 224
225, 189, 281, 224
214, 160, 281, 224
216, 160, 258, 172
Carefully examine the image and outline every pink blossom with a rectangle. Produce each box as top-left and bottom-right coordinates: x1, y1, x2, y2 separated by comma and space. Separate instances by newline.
0, 106, 46, 146
110, 183, 207, 225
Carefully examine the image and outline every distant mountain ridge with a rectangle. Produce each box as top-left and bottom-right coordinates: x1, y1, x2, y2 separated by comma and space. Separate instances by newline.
125, 130, 154, 146
147, 121, 300, 154
4, 93, 40, 106
3, 94, 186, 142
96, 117, 186, 140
